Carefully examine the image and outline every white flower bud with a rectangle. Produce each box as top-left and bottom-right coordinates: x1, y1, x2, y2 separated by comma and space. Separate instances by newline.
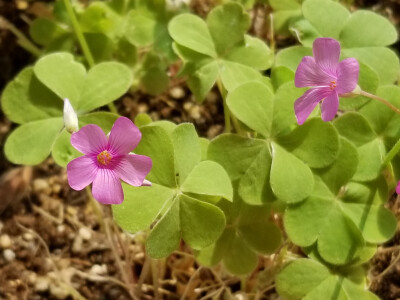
63, 98, 78, 134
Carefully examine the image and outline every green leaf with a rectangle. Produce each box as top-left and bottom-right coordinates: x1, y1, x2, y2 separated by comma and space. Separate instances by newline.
171, 123, 202, 184
238, 146, 275, 205
181, 161, 233, 201
1, 68, 63, 124
125, 10, 157, 47
333, 113, 376, 147
179, 194, 226, 250
206, 3, 250, 55
223, 230, 258, 275
78, 62, 133, 111
197, 228, 234, 267
316, 138, 358, 194
34, 53, 86, 107
29, 18, 68, 46
218, 60, 264, 92
113, 183, 175, 233
139, 53, 169, 96
277, 118, 339, 168
188, 60, 219, 102
303, 0, 350, 38
200, 138, 210, 161
275, 46, 312, 71
271, 66, 294, 90
276, 259, 330, 300
225, 35, 274, 70
227, 82, 274, 137
4, 118, 63, 165
340, 10, 398, 47
135, 125, 177, 187
147, 199, 181, 258
343, 47, 399, 85
135, 113, 152, 127
270, 142, 314, 203
353, 139, 385, 182
168, 14, 216, 57
342, 278, 380, 300
290, 18, 321, 47
208, 134, 266, 181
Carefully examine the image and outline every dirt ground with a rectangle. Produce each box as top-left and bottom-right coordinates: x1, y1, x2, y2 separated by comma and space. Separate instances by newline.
1, 0, 400, 299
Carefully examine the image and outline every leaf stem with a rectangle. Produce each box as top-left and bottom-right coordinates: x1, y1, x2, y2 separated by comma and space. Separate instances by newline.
383, 138, 400, 166
359, 90, 400, 115
0, 16, 42, 57
216, 79, 231, 133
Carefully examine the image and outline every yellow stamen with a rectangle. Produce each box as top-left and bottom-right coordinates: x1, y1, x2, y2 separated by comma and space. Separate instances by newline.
97, 150, 112, 166
329, 81, 337, 90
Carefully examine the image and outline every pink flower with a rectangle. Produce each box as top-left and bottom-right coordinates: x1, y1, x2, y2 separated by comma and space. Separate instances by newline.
67, 117, 152, 204
396, 181, 400, 195
294, 38, 359, 125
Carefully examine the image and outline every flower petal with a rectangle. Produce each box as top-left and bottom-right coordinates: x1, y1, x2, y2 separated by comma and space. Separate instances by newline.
92, 169, 124, 204
295, 56, 336, 88
115, 154, 153, 187
294, 88, 332, 125
71, 124, 108, 155
313, 38, 340, 75
108, 117, 142, 155
336, 58, 359, 94
67, 156, 97, 190
396, 181, 400, 194
321, 91, 339, 122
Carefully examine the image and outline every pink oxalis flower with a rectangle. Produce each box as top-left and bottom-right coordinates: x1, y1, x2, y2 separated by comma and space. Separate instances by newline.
294, 38, 360, 125
67, 117, 152, 205
397, 181, 400, 195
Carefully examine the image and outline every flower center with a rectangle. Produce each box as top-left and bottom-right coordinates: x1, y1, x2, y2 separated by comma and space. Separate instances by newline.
97, 150, 112, 166
329, 81, 337, 91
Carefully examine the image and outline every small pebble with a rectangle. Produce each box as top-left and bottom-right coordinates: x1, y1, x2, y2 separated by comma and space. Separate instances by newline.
169, 86, 185, 99
72, 236, 83, 254
0, 234, 12, 249
189, 106, 201, 119
23, 233, 34, 241
35, 277, 50, 292
138, 103, 149, 113
3, 249, 16, 262
50, 284, 69, 299
57, 225, 65, 233
32, 179, 49, 193
89, 264, 108, 276
52, 184, 62, 194
79, 227, 92, 241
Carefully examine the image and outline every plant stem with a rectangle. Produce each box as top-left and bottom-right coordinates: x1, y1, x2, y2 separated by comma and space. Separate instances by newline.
63, 0, 118, 114
383, 138, 400, 166
359, 90, 400, 115
85, 187, 105, 232
216, 79, 231, 133
63, 0, 95, 68
269, 13, 275, 53
0, 16, 42, 57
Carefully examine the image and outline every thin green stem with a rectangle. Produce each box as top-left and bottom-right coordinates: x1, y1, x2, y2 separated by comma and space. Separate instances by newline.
63, 0, 95, 68
359, 90, 400, 115
216, 79, 231, 133
0, 16, 41, 57
383, 138, 400, 166
269, 13, 275, 53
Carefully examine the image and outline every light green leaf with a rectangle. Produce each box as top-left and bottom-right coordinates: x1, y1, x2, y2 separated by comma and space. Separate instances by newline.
270, 142, 314, 203
147, 199, 181, 258
134, 125, 177, 187
225, 35, 274, 70
179, 194, 225, 250
206, 3, 250, 55
289, 19, 321, 47
271, 66, 294, 90
303, 0, 350, 38
197, 228, 234, 267
276, 259, 330, 300
181, 161, 233, 201
340, 10, 398, 47
353, 139, 385, 182
343, 47, 399, 85
208, 134, 266, 181
1, 68, 63, 124
29, 18, 68, 46
34, 53, 86, 107
333, 113, 376, 147
188, 60, 219, 102
4, 118, 63, 165
113, 183, 175, 233
125, 11, 157, 47
171, 123, 201, 184
168, 14, 216, 57
78, 62, 133, 111
277, 118, 339, 168
219, 60, 264, 92
238, 146, 275, 205
275, 46, 312, 71
227, 82, 274, 137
